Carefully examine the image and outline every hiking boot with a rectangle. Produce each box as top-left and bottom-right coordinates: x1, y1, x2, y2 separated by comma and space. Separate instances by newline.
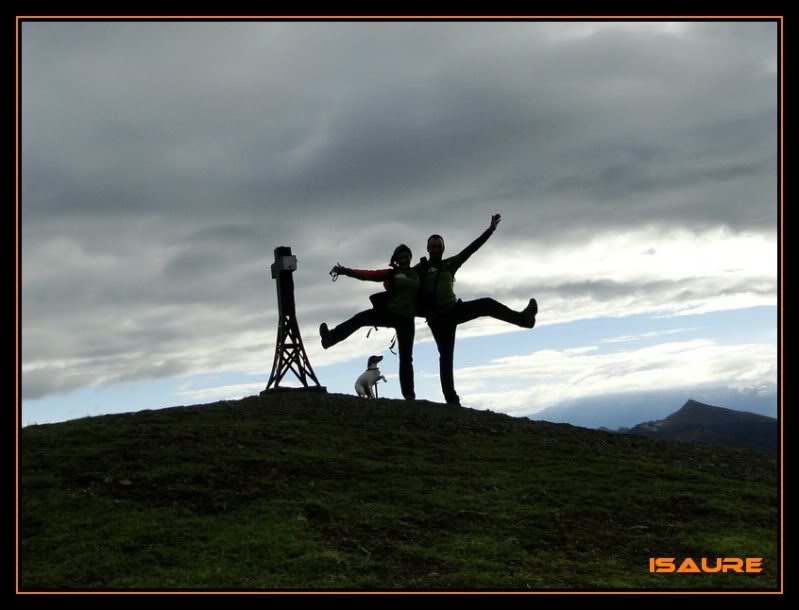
522, 298, 538, 328
319, 323, 332, 349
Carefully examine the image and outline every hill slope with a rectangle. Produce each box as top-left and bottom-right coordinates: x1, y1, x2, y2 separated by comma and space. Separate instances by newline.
20, 392, 779, 591
628, 400, 778, 455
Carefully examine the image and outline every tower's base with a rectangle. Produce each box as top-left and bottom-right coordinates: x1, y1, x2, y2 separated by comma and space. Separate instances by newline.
260, 386, 327, 396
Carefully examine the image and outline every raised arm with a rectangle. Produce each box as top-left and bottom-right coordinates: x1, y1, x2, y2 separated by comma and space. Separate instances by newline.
452, 213, 501, 267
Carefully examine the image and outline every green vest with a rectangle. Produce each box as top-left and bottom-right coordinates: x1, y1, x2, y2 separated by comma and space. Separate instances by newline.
420, 258, 460, 311
385, 268, 420, 318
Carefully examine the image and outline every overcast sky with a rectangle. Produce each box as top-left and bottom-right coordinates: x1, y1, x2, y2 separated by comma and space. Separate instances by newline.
20, 19, 779, 426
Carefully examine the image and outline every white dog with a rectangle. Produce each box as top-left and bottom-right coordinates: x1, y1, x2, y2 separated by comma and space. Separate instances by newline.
354, 355, 387, 398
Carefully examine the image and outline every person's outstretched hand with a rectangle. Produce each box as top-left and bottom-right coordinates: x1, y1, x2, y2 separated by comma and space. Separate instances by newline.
490, 213, 502, 231
330, 263, 347, 279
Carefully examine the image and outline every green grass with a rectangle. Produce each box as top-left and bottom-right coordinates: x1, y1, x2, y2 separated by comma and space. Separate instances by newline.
19, 392, 779, 591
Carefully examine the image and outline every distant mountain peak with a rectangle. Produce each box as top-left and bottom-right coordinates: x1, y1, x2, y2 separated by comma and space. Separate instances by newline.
676, 399, 776, 422
628, 399, 777, 454
682, 398, 713, 409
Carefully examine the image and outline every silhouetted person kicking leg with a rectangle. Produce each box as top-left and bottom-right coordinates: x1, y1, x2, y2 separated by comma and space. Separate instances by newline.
416, 214, 537, 406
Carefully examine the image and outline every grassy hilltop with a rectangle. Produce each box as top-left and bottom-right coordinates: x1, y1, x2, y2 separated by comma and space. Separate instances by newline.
20, 391, 779, 591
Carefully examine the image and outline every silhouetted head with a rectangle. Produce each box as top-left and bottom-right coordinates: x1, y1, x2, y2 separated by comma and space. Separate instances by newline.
427, 234, 445, 263
390, 244, 412, 269
367, 355, 383, 368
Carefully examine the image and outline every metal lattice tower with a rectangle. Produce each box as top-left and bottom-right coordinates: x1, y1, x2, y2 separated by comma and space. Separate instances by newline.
261, 246, 326, 395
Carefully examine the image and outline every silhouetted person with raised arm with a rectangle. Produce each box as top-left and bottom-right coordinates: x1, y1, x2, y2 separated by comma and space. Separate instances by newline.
417, 214, 537, 407
319, 244, 419, 400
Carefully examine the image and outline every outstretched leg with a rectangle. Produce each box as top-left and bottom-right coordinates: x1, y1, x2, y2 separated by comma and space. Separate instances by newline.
451, 297, 537, 328
320, 309, 382, 349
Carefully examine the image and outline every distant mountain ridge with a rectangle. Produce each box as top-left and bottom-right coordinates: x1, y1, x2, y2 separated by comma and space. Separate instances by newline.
531, 388, 777, 430
627, 399, 778, 454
